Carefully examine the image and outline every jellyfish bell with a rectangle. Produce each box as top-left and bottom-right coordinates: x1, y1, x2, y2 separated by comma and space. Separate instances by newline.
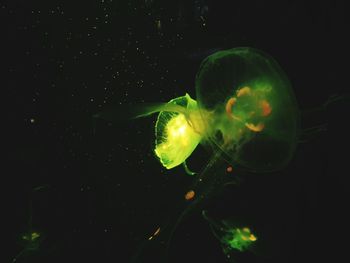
195, 47, 300, 172
154, 93, 203, 170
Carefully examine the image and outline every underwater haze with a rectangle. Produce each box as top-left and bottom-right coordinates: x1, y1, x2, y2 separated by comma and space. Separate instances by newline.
4, 1, 349, 263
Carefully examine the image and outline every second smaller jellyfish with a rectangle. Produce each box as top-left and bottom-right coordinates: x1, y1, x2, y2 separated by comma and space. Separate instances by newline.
202, 210, 257, 260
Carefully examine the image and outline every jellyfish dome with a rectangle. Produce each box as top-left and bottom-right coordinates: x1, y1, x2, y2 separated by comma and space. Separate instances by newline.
195, 47, 300, 172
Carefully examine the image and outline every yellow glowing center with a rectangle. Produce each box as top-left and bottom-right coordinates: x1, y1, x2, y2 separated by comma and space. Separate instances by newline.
166, 114, 190, 146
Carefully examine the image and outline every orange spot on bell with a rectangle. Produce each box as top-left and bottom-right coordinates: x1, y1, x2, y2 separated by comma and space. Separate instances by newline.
245, 122, 265, 132
225, 97, 236, 118
225, 97, 241, 121
185, 190, 195, 200
237, 86, 251, 97
260, 100, 272, 116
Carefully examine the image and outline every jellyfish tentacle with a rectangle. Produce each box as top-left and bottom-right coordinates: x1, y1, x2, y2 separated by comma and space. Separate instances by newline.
182, 160, 196, 176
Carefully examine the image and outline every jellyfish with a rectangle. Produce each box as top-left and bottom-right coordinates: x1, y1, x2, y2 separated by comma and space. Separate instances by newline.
201, 196, 300, 263
202, 210, 257, 262
94, 47, 347, 262
124, 48, 300, 176
194, 47, 299, 173
13, 231, 44, 262
12, 186, 48, 262
144, 47, 299, 206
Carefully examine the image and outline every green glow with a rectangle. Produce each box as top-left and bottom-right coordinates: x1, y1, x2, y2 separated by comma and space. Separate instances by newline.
154, 93, 202, 169
22, 231, 40, 242
203, 210, 257, 256
116, 47, 302, 262
182, 160, 196, 175
224, 227, 257, 252
153, 48, 300, 172
152, 48, 299, 172
196, 47, 300, 172
96, 47, 299, 174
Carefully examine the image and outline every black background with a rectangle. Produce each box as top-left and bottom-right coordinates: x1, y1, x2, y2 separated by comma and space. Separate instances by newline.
3, 0, 349, 262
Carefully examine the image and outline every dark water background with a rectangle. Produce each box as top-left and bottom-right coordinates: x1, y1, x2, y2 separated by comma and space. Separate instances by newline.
3, 1, 348, 262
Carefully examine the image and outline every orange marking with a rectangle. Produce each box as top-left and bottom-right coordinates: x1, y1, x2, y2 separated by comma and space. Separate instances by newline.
226, 166, 233, 172
245, 122, 265, 132
225, 97, 241, 121
225, 97, 236, 118
237, 86, 251, 97
260, 100, 272, 116
185, 190, 195, 200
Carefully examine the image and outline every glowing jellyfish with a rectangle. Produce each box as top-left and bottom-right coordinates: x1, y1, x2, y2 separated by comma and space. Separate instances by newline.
202, 210, 258, 262
201, 194, 301, 263
135, 48, 299, 176
141, 48, 300, 209
13, 231, 44, 262
94, 47, 345, 262
154, 93, 201, 169
13, 186, 48, 262
195, 47, 299, 172
125, 47, 299, 262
